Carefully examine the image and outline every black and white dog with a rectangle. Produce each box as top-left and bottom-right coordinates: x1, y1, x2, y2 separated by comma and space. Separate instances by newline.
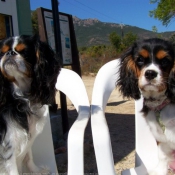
117, 38, 175, 175
0, 35, 60, 174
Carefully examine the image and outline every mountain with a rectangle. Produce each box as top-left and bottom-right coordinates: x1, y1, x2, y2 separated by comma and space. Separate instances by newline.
73, 16, 175, 47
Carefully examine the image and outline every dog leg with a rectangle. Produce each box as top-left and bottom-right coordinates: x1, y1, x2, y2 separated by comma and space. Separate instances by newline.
24, 149, 51, 175
149, 142, 170, 175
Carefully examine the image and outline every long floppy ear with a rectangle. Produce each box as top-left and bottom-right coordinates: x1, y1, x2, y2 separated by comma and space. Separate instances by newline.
30, 35, 61, 105
0, 74, 10, 106
0, 71, 11, 142
167, 62, 175, 103
0, 38, 11, 107
117, 43, 141, 100
0, 71, 32, 142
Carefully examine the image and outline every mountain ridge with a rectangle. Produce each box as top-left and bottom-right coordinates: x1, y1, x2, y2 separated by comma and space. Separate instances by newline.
72, 16, 175, 47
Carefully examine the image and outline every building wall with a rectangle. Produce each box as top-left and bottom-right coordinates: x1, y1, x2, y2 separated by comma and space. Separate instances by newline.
0, 0, 19, 36
16, 0, 32, 35
0, 0, 32, 39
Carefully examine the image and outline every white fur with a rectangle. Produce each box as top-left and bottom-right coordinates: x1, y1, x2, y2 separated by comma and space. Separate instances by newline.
12, 36, 19, 52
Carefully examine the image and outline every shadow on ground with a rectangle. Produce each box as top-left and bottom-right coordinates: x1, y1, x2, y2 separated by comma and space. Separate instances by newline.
52, 106, 135, 174
107, 100, 128, 106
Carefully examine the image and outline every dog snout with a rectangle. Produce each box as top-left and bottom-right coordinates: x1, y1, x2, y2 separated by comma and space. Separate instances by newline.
6, 50, 17, 56
145, 70, 158, 80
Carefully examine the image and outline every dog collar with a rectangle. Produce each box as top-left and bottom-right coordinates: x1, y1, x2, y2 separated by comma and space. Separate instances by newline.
144, 98, 170, 112
144, 98, 170, 133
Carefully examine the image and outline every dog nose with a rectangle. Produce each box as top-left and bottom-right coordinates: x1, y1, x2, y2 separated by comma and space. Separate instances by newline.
145, 70, 158, 80
6, 50, 17, 56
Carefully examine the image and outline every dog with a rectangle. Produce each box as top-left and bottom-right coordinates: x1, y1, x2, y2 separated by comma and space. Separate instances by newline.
117, 38, 175, 175
0, 35, 60, 174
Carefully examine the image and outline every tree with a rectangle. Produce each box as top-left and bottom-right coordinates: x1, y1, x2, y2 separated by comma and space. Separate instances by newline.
149, 0, 175, 26
109, 32, 121, 49
152, 25, 158, 33
31, 10, 39, 34
122, 32, 137, 49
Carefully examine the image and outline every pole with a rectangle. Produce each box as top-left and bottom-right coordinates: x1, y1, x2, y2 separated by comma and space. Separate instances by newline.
51, 0, 69, 134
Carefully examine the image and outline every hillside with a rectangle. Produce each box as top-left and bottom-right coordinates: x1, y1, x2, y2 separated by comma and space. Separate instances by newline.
73, 16, 175, 47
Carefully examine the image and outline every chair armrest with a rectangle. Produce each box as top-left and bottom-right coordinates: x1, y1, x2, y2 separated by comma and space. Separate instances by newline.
91, 60, 120, 175
135, 98, 158, 172
56, 68, 90, 175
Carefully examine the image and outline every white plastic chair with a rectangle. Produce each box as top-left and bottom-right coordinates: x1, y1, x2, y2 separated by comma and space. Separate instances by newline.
91, 59, 158, 175
22, 106, 58, 174
32, 107, 59, 173
91, 60, 118, 175
56, 68, 90, 175
122, 97, 158, 175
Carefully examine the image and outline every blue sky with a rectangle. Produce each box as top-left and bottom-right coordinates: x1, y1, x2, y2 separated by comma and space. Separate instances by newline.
30, 0, 175, 33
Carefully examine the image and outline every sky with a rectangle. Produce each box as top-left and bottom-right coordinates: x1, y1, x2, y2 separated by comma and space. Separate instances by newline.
30, 0, 175, 33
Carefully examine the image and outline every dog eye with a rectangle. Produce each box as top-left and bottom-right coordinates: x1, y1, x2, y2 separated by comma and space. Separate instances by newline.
161, 58, 170, 67
137, 56, 145, 66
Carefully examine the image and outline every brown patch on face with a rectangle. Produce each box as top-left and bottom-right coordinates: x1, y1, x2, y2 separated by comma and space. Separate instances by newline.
158, 82, 167, 92
139, 49, 149, 58
126, 56, 141, 77
1, 45, 10, 53
15, 43, 26, 52
156, 50, 168, 60
0, 68, 15, 82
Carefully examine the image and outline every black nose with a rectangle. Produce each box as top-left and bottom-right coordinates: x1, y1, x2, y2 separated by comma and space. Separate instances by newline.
145, 70, 158, 80
6, 50, 17, 56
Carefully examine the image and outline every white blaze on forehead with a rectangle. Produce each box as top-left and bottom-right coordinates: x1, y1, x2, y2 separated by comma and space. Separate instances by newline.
12, 36, 19, 51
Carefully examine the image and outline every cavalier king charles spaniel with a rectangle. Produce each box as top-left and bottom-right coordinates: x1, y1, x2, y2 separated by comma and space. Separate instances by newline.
117, 38, 175, 175
0, 35, 60, 174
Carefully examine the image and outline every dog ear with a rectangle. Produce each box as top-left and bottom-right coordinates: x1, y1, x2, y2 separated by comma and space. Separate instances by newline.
0, 69, 11, 107
30, 36, 61, 104
167, 64, 175, 102
0, 72, 11, 143
117, 43, 141, 100
165, 41, 175, 102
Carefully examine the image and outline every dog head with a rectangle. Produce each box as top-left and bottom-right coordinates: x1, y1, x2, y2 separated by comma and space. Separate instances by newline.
0, 35, 60, 104
117, 38, 175, 101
